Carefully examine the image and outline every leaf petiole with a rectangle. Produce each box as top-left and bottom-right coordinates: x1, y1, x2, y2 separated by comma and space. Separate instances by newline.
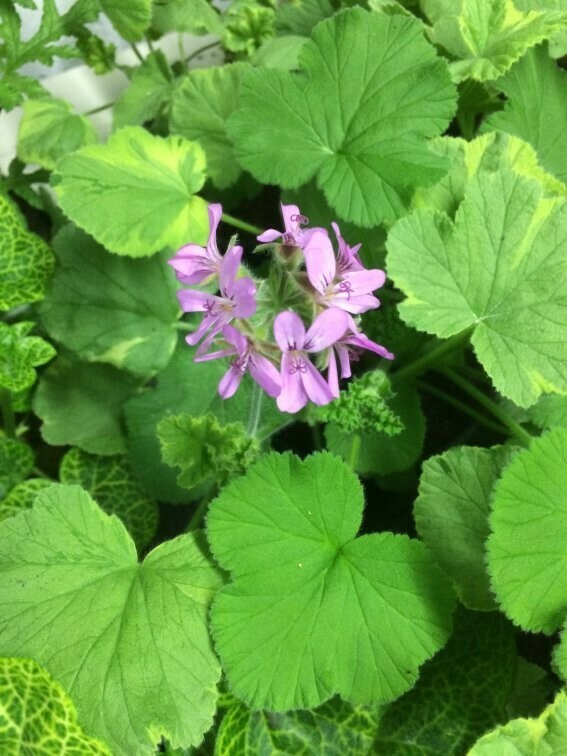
221, 213, 263, 236
393, 329, 473, 383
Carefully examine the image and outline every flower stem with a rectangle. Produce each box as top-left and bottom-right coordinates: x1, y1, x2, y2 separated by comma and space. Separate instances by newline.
175, 320, 196, 332
0, 389, 16, 438
185, 40, 221, 64
348, 433, 361, 472
246, 382, 263, 437
130, 43, 145, 63
221, 213, 263, 236
393, 330, 472, 382
415, 379, 508, 436
84, 102, 114, 116
440, 368, 534, 446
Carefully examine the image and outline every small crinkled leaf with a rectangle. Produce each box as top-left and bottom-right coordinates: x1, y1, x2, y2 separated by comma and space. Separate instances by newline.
125, 341, 285, 503
99, 0, 152, 42
113, 50, 174, 130
59, 448, 158, 549
170, 63, 251, 189
33, 356, 140, 455
0, 478, 53, 522
388, 169, 567, 408
52, 126, 208, 256
41, 225, 180, 378
0, 484, 223, 755
373, 609, 518, 754
158, 412, 260, 490
431, 0, 567, 82
483, 45, 567, 185
0, 194, 54, 311
215, 696, 379, 756
207, 452, 456, 710
150, 0, 223, 35
468, 688, 567, 755
228, 8, 457, 227
487, 428, 567, 633
325, 383, 425, 475
0, 437, 34, 500
17, 97, 98, 170
314, 370, 403, 436
414, 445, 515, 611
223, 0, 276, 57
0, 321, 55, 393
0, 657, 111, 755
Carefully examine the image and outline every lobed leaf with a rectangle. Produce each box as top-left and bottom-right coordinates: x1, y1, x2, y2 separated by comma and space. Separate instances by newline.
0, 321, 55, 393
207, 452, 456, 710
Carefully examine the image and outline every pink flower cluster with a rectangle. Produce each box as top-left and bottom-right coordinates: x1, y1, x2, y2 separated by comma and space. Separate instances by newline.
168, 203, 393, 414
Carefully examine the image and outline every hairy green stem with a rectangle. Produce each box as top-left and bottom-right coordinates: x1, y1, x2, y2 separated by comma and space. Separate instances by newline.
415, 379, 508, 437
0, 389, 16, 438
186, 490, 214, 532
84, 102, 114, 116
130, 43, 145, 63
221, 213, 263, 236
246, 382, 263, 438
185, 40, 221, 65
348, 433, 361, 472
174, 320, 196, 332
393, 330, 472, 382
441, 368, 534, 446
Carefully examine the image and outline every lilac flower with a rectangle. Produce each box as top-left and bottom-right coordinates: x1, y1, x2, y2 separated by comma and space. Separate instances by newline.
196, 325, 281, 399
168, 203, 224, 285
178, 246, 256, 354
274, 308, 349, 413
326, 315, 394, 398
257, 203, 316, 248
304, 229, 385, 314
332, 222, 364, 274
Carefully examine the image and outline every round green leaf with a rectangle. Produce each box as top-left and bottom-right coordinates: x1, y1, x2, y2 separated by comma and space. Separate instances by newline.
207, 452, 456, 710
415, 445, 515, 611
228, 8, 456, 227
0, 321, 55, 393
487, 428, 567, 633
0, 657, 111, 755
52, 126, 208, 256
0, 484, 223, 755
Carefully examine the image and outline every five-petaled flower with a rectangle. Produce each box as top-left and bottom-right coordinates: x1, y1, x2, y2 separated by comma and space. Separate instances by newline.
304, 229, 385, 314
274, 308, 349, 413
177, 246, 257, 356
168, 203, 224, 285
257, 203, 317, 249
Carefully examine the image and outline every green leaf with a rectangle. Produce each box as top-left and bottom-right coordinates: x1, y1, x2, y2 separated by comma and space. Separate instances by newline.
0, 194, 54, 311
150, 0, 223, 35
215, 696, 379, 756
0, 436, 34, 500
373, 609, 519, 754
0, 657, 111, 755
59, 448, 158, 550
468, 688, 567, 754
253, 34, 307, 69
388, 169, 567, 408
227, 8, 456, 227
124, 341, 285, 503
223, 0, 276, 57
33, 356, 139, 455
325, 383, 425, 475
414, 445, 515, 611
313, 370, 404, 436
0, 484, 223, 755
554, 625, 567, 682
170, 63, 251, 189
275, 0, 333, 35
99, 0, 152, 42
17, 97, 98, 171
482, 46, 567, 185
527, 394, 567, 429
52, 126, 208, 257
207, 452, 456, 710
0, 321, 55, 393
487, 428, 567, 633
113, 50, 174, 130
430, 0, 567, 82
0, 478, 52, 522
158, 412, 260, 490
41, 225, 180, 378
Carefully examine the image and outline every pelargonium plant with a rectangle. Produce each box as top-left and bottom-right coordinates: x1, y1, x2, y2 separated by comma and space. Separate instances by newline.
169, 202, 393, 412
1, 1, 567, 755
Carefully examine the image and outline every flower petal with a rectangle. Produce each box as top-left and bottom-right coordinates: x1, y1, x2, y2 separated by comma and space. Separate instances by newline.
327, 292, 381, 314
276, 353, 307, 413
222, 324, 249, 356
301, 359, 334, 406
336, 343, 352, 378
168, 250, 216, 285
274, 311, 306, 352
219, 244, 243, 293
304, 307, 349, 352
249, 354, 282, 397
177, 290, 224, 313
207, 203, 223, 258
218, 363, 244, 399
256, 228, 282, 243
229, 277, 257, 318
281, 203, 301, 233
342, 269, 386, 294
304, 229, 336, 295
347, 333, 394, 360
327, 348, 340, 398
